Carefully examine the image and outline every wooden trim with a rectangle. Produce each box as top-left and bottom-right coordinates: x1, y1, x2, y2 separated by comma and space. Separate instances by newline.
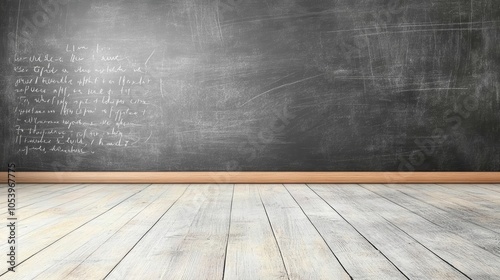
2, 172, 500, 184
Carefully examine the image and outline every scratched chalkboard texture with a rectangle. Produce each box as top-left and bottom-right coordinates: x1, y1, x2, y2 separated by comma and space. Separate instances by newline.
0, 0, 499, 171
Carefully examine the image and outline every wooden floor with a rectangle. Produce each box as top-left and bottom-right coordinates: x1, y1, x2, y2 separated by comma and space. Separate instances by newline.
1, 184, 500, 279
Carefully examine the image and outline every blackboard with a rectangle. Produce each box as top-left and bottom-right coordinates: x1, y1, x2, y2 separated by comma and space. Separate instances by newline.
1, 0, 499, 172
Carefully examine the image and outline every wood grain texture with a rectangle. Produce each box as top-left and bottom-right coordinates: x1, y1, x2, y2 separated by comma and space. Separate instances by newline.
285, 184, 406, 279
386, 184, 500, 232
63, 185, 188, 280
437, 184, 500, 205
224, 184, 288, 280
310, 184, 470, 279
258, 184, 351, 280
477, 184, 500, 193
1, 184, 500, 279
0, 184, 80, 209
0, 184, 148, 275
318, 184, 500, 279
106, 184, 233, 280
0, 185, 91, 216
2, 172, 500, 184
12, 185, 87, 209
361, 184, 500, 257
8, 185, 188, 280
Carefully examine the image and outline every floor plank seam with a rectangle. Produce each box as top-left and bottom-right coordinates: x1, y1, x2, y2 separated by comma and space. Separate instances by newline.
221, 184, 235, 280
0, 185, 85, 215
365, 185, 500, 258
437, 184, 500, 204
61, 184, 171, 279
17, 185, 110, 221
0, 185, 150, 277
405, 185, 497, 218
102, 184, 188, 280
362, 185, 481, 234
3, 184, 499, 279
257, 187, 290, 280
380, 216, 473, 280
284, 184, 353, 280
307, 184, 410, 279
383, 185, 500, 235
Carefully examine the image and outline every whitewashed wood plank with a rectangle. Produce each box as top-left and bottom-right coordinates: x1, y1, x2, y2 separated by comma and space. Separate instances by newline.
60, 185, 188, 280
285, 184, 406, 279
14, 185, 109, 221
0, 184, 111, 241
0, 184, 148, 274
3, 185, 187, 280
438, 184, 500, 203
403, 184, 500, 211
106, 184, 233, 280
259, 184, 351, 280
12, 184, 115, 233
321, 184, 500, 280
475, 184, 500, 193
362, 184, 500, 257
224, 184, 288, 280
310, 184, 470, 280
387, 184, 500, 232
0, 184, 95, 216
0, 184, 71, 207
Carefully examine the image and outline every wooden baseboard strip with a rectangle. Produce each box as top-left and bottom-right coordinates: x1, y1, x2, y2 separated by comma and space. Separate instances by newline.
2, 172, 500, 184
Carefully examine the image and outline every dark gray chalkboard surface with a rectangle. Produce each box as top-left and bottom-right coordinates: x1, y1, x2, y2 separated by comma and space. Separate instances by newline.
1, 0, 499, 172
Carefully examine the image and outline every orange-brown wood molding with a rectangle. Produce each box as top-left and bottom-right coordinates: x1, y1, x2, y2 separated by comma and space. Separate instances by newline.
2, 172, 500, 184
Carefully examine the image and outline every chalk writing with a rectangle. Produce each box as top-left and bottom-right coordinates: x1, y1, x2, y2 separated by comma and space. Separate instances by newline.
12, 44, 157, 155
